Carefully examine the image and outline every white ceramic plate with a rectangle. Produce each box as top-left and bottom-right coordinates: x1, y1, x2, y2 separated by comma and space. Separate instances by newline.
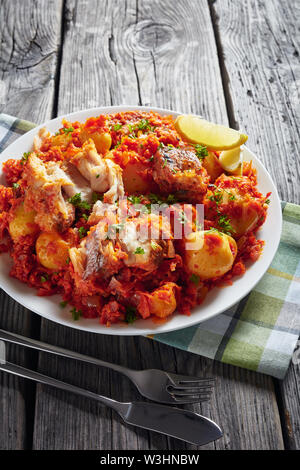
0, 106, 282, 335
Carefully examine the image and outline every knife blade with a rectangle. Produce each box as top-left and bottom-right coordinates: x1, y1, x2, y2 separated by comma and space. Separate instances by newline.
123, 401, 222, 446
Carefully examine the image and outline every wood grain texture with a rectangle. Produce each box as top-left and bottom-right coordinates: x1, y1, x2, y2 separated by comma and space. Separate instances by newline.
278, 360, 300, 449
0, 0, 63, 122
0, 0, 63, 449
31, 0, 284, 450
212, 0, 300, 204
213, 0, 300, 449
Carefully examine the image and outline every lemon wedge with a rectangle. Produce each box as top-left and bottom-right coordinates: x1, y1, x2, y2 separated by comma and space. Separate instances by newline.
219, 147, 243, 173
174, 115, 248, 151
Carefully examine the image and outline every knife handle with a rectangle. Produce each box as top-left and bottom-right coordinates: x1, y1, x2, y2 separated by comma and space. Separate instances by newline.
0, 360, 129, 415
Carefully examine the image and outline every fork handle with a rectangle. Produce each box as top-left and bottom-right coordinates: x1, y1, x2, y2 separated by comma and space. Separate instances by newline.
0, 328, 133, 378
0, 360, 129, 416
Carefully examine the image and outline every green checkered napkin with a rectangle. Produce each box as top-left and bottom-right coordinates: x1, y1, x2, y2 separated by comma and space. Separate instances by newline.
0, 113, 299, 379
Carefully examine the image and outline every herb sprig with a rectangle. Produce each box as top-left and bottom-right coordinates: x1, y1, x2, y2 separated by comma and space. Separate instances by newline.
134, 247, 145, 255
207, 188, 235, 235
70, 307, 82, 321
193, 144, 208, 160
21, 152, 31, 165
63, 127, 74, 135
68, 193, 91, 211
125, 306, 137, 324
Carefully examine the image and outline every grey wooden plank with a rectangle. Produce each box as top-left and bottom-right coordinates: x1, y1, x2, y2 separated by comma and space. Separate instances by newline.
32, 0, 284, 450
213, 0, 300, 449
0, 0, 63, 449
0, 0, 63, 122
278, 358, 300, 450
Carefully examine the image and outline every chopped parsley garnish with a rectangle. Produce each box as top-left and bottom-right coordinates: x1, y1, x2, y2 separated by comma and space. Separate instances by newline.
70, 307, 82, 321
79, 200, 91, 210
82, 213, 89, 221
166, 194, 176, 204
127, 193, 177, 213
207, 188, 235, 235
125, 119, 155, 138
12, 183, 20, 190
128, 195, 142, 205
208, 189, 223, 204
113, 124, 122, 131
21, 152, 31, 165
193, 144, 208, 160
96, 174, 100, 178
190, 274, 200, 285
134, 247, 145, 255
66, 257, 70, 265
92, 192, 103, 204
265, 199, 270, 205
125, 306, 137, 324
41, 274, 49, 283
144, 192, 178, 207
148, 193, 162, 204
60, 301, 68, 308
63, 127, 74, 135
136, 119, 154, 132
218, 214, 234, 235
68, 193, 91, 210
78, 226, 87, 238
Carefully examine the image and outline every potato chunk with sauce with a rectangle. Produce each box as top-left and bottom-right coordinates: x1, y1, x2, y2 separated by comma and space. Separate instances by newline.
9, 203, 39, 240
204, 175, 267, 238
148, 282, 178, 318
202, 152, 223, 182
184, 230, 237, 280
122, 160, 154, 194
80, 129, 112, 154
36, 232, 70, 270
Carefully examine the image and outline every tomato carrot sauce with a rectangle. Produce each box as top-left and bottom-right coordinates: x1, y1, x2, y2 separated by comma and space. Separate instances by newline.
0, 111, 269, 326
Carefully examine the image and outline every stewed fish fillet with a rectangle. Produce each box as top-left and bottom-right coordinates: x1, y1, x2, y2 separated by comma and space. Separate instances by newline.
33, 127, 51, 152
153, 145, 209, 202
23, 154, 75, 232
22, 139, 124, 231
61, 161, 93, 202
70, 140, 124, 202
70, 201, 175, 283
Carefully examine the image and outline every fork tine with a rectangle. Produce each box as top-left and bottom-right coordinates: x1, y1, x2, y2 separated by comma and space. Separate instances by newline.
168, 384, 214, 393
171, 394, 212, 403
176, 378, 215, 385
170, 390, 213, 397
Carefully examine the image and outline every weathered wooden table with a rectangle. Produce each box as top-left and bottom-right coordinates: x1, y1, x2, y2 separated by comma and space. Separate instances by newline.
0, 0, 299, 450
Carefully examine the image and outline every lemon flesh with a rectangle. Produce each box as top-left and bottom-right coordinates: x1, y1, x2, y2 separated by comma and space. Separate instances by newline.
219, 147, 243, 172
175, 115, 248, 151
